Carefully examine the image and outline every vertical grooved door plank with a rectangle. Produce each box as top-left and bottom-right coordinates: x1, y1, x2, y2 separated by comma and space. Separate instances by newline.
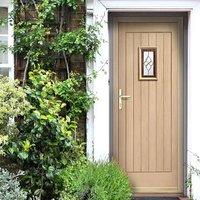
156, 33, 164, 172
163, 33, 172, 172
171, 24, 179, 185
133, 33, 142, 172
126, 33, 134, 172
148, 33, 157, 172
118, 24, 126, 169
141, 33, 149, 172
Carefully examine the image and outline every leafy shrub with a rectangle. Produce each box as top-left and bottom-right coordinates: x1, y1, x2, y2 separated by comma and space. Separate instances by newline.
0, 76, 29, 155
2, 70, 94, 199
56, 73, 95, 120
0, 76, 29, 136
0, 168, 27, 200
59, 161, 133, 200
3, 0, 99, 198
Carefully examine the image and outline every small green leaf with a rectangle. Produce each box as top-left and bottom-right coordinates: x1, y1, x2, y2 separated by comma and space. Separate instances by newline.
18, 152, 29, 160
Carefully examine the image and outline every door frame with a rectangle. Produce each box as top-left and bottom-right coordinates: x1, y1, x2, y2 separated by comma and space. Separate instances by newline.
86, 0, 200, 198
109, 13, 187, 196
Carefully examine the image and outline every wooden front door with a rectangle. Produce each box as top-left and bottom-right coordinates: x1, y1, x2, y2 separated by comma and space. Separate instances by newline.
112, 17, 184, 195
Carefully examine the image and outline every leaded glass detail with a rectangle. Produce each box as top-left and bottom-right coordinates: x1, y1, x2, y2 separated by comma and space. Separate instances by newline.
143, 51, 154, 76
139, 47, 157, 80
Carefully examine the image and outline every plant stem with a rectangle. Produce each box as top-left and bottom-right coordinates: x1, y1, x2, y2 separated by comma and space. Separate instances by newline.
59, 5, 65, 32
22, 56, 30, 86
31, 0, 39, 15
87, 59, 108, 77
59, 5, 70, 79
39, 175, 44, 199
19, 0, 25, 7
63, 51, 70, 79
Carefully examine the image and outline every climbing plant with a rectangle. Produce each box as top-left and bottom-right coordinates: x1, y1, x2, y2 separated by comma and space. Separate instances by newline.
11, 0, 100, 83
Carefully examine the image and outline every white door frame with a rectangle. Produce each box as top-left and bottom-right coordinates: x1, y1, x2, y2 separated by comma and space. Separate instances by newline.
86, 0, 200, 198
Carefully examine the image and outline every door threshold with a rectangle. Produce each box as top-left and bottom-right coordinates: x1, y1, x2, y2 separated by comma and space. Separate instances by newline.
134, 198, 178, 200
134, 197, 189, 200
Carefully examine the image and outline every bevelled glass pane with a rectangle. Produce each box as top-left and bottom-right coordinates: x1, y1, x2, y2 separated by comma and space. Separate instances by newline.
0, 7, 8, 34
0, 68, 9, 77
0, 36, 8, 64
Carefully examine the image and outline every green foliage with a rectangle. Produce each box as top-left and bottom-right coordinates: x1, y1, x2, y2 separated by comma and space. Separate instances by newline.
0, 168, 27, 200
0, 76, 29, 138
37, 0, 79, 20
0, 18, 7, 27
2, 70, 94, 199
187, 151, 200, 200
53, 25, 100, 60
56, 73, 95, 120
189, 152, 200, 176
12, 0, 79, 22
39, 0, 80, 12
59, 161, 133, 200
12, 0, 100, 75
14, 21, 50, 66
2, 0, 100, 198
0, 43, 7, 53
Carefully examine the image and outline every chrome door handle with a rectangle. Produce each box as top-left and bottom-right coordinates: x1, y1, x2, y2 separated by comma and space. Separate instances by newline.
119, 89, 131, 110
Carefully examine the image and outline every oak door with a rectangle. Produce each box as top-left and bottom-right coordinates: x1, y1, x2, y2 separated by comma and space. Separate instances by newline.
112, 18, 184, 195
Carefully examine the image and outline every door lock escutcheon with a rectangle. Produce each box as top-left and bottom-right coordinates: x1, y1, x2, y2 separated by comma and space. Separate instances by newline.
119, 89, 131, 110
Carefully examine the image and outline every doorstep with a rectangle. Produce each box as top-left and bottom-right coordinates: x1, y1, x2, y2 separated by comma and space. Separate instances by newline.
134, 197, 189, 200
134, 198, 178, 200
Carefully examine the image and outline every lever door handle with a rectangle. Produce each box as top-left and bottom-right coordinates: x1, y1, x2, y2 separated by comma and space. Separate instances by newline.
120, 95, 131, 99
119, 89, 131, 110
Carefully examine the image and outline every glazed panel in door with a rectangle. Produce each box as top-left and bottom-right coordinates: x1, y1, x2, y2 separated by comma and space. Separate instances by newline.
112, 19, 183, 195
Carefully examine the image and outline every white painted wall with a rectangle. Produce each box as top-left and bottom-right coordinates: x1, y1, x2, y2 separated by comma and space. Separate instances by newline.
188, 3, 200, 199
88, 0, 110, 161
86, 0, 200, 198
86, 11, 95, 161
